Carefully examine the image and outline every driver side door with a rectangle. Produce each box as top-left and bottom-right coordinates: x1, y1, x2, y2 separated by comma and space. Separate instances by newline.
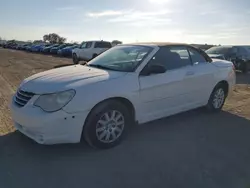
138, 46, 194, 123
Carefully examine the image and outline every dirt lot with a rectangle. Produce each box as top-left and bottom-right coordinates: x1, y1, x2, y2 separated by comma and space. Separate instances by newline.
0, 48, 250, 188
0, 49, 71, 135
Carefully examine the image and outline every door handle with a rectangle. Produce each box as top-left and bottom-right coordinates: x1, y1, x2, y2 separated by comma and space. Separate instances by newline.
186, 71, 195, 76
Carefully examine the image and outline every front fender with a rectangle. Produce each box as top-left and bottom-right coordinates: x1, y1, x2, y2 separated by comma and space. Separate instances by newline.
63, 73, 140, 117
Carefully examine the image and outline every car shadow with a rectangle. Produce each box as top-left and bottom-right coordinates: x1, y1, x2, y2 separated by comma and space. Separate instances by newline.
1, 109, 250, 188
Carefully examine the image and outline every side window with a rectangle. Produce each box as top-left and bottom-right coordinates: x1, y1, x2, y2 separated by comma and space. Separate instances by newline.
94, 42, 101, 48
102, 42, 112, 48
188, 48, 207, 64
86, 42, 92, 48
80, 43, 86, 48
147, 46, 192, 70
81, 42, 92, 49
95, 42, 112, 48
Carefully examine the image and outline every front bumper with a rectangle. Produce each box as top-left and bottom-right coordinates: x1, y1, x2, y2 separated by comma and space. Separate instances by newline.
10, 96, 89, 144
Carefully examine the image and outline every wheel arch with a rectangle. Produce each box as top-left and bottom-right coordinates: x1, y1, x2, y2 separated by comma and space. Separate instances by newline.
214, 80, 229, 96
83, 97, 136, 129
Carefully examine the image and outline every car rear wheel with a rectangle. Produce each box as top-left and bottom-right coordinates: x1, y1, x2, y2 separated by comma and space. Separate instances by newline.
83, 100, 131, 149
207, 84, 227, 112
73, 53, 79, 64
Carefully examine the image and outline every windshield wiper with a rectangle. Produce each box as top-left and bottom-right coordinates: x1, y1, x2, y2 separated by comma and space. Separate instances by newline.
87, 64, 116, 71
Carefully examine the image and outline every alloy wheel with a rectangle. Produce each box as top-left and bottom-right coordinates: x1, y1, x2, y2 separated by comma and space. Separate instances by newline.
95, 110, 125, 143
212, 88, 225, 109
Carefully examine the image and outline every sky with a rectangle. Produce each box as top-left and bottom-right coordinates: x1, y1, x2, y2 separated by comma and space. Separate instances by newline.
0, 0, 250, 45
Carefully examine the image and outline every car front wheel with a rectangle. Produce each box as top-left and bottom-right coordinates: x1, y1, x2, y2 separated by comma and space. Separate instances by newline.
83, 100, 131, 149
207, 84, 227, 112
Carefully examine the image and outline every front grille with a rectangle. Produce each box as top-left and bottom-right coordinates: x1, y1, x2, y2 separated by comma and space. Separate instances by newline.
14, 89, 34, 107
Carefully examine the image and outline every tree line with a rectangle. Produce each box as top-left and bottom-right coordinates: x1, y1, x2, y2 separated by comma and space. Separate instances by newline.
43, 33, 66, 44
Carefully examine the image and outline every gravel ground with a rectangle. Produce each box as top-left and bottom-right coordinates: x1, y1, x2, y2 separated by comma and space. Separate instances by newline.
0, 48, 250, 188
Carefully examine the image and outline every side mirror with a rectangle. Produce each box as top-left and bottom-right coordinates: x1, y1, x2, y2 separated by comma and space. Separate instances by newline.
141, 64, 166, 76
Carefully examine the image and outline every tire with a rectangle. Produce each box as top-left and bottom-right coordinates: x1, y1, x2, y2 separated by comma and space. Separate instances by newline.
83, 100, 131, 149
73, 53, 79, 64
206, 84, 227, 112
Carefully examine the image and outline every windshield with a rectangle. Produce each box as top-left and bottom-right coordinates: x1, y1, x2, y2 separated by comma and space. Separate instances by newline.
206, 47, 232, 55
87, 45, 153, 72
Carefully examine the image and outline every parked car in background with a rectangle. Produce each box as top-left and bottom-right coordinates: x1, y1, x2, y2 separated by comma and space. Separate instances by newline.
17, 43, 30, 50
38, 44, 49, 52
16, 44, 23, 50
27, 43, 42, 52
25, 44, 34, 51
242, 46, 250, 51
30, 44, 43, 52
4, 41, 17, 49
11, 43, 235, 149
36, 44, 51, 52
57, 44, 79, 57
50, 44, 69, 54
206, 46, 250, 73
72, 41, 112, 64
0, 40, 7, 47
42, 44, 59, 54
9, 44, 18, 49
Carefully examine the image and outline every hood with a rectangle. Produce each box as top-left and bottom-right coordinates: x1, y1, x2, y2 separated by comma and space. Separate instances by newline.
20, 65, 126, 94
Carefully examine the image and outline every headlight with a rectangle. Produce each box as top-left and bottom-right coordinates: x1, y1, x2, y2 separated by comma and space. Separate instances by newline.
34, 90, 75, 112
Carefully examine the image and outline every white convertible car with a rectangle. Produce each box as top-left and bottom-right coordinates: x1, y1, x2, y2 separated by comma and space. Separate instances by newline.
10, 43, 236, 149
